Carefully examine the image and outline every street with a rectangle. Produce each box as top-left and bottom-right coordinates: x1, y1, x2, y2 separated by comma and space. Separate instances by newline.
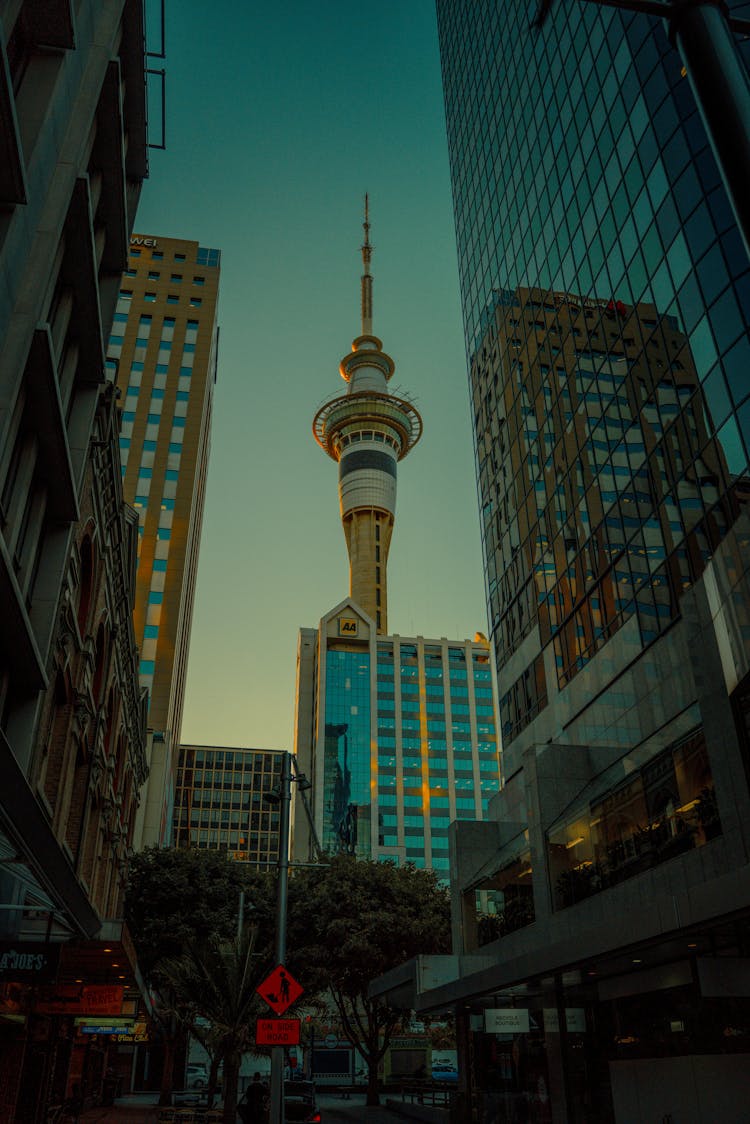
79, 1091, 432, 1124
317, 1093, 423, 1123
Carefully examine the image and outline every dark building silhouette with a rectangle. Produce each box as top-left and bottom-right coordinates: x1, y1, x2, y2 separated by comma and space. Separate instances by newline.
0, 2, 149, 1117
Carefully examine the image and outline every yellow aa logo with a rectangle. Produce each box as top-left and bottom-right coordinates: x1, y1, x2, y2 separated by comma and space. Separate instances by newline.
339, 617, 358, 635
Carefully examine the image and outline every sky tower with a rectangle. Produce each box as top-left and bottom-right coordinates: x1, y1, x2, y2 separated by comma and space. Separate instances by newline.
313, 199, 422, 634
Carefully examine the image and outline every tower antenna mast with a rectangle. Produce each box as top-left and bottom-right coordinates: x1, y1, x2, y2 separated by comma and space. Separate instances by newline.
361, 193, 373, 336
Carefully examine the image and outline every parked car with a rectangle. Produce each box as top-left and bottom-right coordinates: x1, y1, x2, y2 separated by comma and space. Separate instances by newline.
186, 1063, 208, 1090
284, 1080, 321, 1123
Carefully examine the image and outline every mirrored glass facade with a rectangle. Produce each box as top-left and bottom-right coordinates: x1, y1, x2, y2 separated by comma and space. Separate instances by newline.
430, 5, 750, 1122
323, 648, 373, 855
437, 1, 750, 771
297, 612, 501, 875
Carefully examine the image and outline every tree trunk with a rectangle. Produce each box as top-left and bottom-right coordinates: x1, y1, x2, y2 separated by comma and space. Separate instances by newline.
366, 1059, 380, 1106
159, 1032, 178, 1107
222, 1050, 241, 1124
207, 1051, 223, 1109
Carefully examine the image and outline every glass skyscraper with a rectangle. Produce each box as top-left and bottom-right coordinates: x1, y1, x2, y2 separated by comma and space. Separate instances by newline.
293, 602, 501, 876
437, 2, 750, 768
377, 4, 750, 1121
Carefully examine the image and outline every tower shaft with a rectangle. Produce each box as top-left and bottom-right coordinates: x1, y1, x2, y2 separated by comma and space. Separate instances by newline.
343, 509, 393, 634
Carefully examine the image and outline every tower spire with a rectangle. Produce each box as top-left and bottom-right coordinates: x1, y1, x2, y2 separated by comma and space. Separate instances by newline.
313, 203, 422, 634
361, 193, 373, 336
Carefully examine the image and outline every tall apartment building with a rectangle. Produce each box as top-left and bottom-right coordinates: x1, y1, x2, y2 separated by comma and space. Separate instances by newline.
0, 2, 149, 1118
371, 5, 750, 1123
294, 208, 501, 871
173, 745, 284, 869
107, 235, 220, 847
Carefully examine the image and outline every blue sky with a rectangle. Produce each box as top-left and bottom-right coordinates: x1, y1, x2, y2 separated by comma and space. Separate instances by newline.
135, 1, 487, 750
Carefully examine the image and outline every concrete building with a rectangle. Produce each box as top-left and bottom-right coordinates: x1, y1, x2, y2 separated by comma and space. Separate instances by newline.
370, 6, 750, 1124
0, 0, 149, 1117
107, 235, 220, 847
295, 207, 502, 872
173, 745, 284, 870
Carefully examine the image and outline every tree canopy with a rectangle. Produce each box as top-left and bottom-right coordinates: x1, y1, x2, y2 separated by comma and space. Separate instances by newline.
125, 847, 275, 1104
125, 846, 250, 981
125, 848, 451, 1107
288, 855, 451, 1103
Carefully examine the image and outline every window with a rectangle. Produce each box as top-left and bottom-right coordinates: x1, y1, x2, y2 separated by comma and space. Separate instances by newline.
167, 295, 179, 304
193, 276, 205, 286
170, 273, 182, 283
174, 252, 186, 262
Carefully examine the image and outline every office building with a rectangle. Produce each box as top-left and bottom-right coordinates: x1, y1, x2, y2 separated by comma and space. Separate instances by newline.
295, 208, 501, 870
294, 603, 500, 872
173, 745, 284, 869
0, 1, 149, 1117
107, 235, 220, 847
370, 6, 750, 1123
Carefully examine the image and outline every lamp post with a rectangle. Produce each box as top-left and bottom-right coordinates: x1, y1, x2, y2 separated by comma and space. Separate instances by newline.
266, 755, 316, 1124
268, 752, 292, 1124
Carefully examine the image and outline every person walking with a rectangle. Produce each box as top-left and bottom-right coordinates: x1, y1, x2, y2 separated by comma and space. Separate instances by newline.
238, 1073, 268, 1124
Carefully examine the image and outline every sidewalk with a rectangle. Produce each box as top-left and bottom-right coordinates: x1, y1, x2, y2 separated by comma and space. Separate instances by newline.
80, 1093, 162, 1123
80, 1090, 418, 1124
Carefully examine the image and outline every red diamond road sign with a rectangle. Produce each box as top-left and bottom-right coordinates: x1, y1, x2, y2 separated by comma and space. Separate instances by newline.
256, 964, 304, 1016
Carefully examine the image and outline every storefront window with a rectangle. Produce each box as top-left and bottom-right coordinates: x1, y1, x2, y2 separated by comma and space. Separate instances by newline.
472, 837, 535, 947
548, 728, 719, 908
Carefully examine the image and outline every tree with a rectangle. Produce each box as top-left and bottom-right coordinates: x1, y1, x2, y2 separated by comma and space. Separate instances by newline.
287, 856, 450, 1105
159, 926, 262, 1124
125, 847, 253, 1103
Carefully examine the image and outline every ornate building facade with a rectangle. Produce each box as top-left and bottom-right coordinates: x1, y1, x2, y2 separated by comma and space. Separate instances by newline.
0, 1, 149, 1118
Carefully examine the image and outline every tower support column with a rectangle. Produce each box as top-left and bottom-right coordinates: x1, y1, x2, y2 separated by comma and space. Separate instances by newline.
343, 510, 393, 633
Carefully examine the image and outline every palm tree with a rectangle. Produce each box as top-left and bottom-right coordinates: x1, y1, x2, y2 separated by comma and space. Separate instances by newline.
160, 924, 262, 1124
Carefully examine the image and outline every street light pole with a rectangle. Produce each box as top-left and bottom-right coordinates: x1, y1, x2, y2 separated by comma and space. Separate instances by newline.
269, 752, 292, 1124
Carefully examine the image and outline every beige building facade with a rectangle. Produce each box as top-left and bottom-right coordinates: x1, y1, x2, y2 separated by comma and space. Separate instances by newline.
107, 235, 220, 846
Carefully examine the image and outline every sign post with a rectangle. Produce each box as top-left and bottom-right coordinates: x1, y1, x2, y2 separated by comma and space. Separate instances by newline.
270, 753, 292, 1124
